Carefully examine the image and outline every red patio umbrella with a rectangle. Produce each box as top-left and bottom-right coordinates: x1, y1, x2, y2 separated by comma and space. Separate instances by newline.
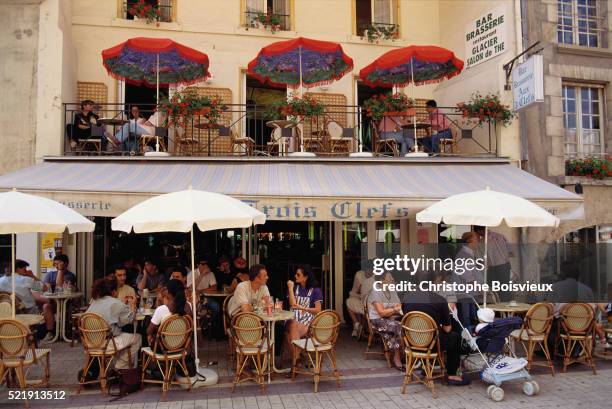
102, 37, 210, 102
247, 37, 353, 92
360, 45, 463, 155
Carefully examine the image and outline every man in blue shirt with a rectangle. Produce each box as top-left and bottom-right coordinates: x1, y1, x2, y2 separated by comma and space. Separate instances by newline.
40, 254, 77, 344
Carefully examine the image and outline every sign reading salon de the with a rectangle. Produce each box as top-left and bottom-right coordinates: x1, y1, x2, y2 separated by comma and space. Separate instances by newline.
465, 5, 508, 68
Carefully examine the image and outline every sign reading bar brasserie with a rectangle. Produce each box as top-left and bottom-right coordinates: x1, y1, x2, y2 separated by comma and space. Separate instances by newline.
465, 5, 508, 68
512, 55, 544, 111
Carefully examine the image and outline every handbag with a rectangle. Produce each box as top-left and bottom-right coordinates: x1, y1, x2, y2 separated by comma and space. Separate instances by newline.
108, 367, 141, 399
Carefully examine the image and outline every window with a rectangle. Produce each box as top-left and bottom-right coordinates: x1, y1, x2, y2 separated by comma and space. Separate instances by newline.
124, 0, 173, 23
562, 84, 604, 158
244, 0, 291, 31
557, 0, 601, 47
355, 0, 399, 37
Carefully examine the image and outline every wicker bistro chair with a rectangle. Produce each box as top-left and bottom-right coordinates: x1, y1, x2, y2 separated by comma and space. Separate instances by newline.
326, 120, 354, 153
0, 319, 50, 394
291, 310, 341, 392
77, 313, 132, 394
400, 312, 446, 398
141, 314, 193, 399
363, 295, 392, 367
556, 303, 597, 374
231, 313, 269, 391
0, 292, 24, 313
510, 302, 555, 376
0, 301, 12, 318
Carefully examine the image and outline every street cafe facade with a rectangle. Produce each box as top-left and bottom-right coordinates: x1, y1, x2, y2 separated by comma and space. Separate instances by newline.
0, 156, 583, 318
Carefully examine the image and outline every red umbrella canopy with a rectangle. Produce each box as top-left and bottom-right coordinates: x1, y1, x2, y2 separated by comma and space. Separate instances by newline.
359, 45, 463, 88
101, 37, 210, 87
247, 37, 353, 89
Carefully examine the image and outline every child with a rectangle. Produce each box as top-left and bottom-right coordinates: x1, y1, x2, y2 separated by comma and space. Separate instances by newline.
475, 308, 495, 335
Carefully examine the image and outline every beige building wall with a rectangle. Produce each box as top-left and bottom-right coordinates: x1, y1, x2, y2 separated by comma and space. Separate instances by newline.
0, 0, 41, 175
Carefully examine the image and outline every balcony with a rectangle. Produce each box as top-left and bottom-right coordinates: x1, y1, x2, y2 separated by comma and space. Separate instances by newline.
62, 102, 499, 159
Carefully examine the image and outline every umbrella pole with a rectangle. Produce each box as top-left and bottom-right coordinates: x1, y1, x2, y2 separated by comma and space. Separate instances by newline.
298, 46, 305, 153
155, 54, 160, 152
411, 58, 418, 153
11, 233, 15, 318
190, 228, 199, 369
483, 226, 488, 308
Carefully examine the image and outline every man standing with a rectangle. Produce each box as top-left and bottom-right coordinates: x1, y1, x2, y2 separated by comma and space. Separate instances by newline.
424, 100, 452, 153
228, 264, 270, 317
136, 257, 166, 291
474, 226, 513, 301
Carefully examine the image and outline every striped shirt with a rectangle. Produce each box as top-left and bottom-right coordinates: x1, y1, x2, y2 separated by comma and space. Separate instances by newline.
484, 231, 512, 267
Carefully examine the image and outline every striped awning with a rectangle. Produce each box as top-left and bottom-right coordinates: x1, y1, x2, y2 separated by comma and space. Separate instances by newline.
0, 157, 583, 221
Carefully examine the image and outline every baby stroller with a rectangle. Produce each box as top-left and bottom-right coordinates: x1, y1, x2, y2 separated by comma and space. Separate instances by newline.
452, 309, 540, 402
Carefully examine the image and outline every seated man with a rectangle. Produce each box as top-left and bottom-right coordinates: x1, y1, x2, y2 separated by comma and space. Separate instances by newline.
136, 257, 166, 292
401, 272, 470, 386
70, 99, 120, 151
40, 254, 78, 343
114, 265, 136, 304
186, 259, 222, 339
227, 264, 270, 317
0, 259, 48, 315
378, 114, 414, 155
423, 100, 452, 153
114, 106, 163, 152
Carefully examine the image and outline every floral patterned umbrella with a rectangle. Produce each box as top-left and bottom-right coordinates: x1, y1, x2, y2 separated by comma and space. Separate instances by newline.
247, 37, 353, 90
359, 45, 463, 88
102, 37, 210, 100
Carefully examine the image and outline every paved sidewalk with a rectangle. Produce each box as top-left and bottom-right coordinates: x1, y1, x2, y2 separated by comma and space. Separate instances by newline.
1, 331, 610, 408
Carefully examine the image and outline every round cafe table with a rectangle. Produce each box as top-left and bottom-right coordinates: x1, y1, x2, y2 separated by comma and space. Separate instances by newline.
256, 310, 294, 383
489, 302, 532, 317
43, 292, 83, 343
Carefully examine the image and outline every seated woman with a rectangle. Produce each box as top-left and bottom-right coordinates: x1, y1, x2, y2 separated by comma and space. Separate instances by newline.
86, 278, 141, 369
147, 279, 193, 350
368, 271, 403, 370
284, 265, 323, 365
345, 261, 375, 338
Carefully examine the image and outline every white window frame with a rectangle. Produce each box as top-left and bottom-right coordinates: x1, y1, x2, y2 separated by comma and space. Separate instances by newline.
557, 0, 602, 48
562, 82, 605, 159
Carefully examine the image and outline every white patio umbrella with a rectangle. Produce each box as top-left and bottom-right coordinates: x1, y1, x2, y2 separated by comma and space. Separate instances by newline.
416, 188, 560, 306
0, 189, 95, 316
111, 188, 266, 372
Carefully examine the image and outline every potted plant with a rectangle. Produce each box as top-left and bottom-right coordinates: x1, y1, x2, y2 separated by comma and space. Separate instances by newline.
364, 23, 399, 43
251, 11, 282, 33
363, 93, 414, 123
457, 92, 515, 126
566, 156, 612, 179
265, 94, 326, 121
128, 0, 162, 25
158, 90, 226, 128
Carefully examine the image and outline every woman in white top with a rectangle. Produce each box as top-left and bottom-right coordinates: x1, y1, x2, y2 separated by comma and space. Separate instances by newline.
368, 271, 403, 370
86, 278, 141, 369
147, 279, 192, 349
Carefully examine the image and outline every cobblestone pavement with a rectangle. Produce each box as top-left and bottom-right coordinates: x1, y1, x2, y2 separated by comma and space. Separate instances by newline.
1, 330, 610, 408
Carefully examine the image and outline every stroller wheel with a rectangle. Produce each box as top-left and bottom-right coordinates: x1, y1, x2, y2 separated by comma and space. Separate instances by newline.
486, 385, 496, 398
490, 386, 504, 402
523, 380, 539, 396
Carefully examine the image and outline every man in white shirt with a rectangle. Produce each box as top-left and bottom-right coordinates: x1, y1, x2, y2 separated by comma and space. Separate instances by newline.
186, 259, 222, 339
114, 106, 165, 152
114, 265, 136, 303
474, 225, 513, 301
228, 264, 270, 317
0, 259, 46, 314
